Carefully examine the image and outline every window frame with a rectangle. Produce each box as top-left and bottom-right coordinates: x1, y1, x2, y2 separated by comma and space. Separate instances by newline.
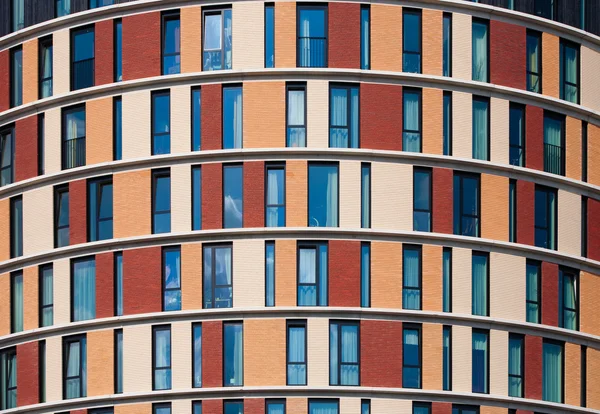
0, 347, 16, 410
70, 256, 96, 322
526, 29, 542, 93
152, 169, 171, 234
192, 165, 202, 230
402, 244, 423, 310
471, 18, 490, 83
39, 263, 54, 327
9, 46, 22, 108
264, 3, 275, 68
113, 96, 122, 161
534, 184, 558, 250
402, 8, 422, 74
161, 11, 181, 76
329, 320, 360, 386
0, 124, 15, 187
222, 84, 243, 149
508, 333, 524, 398
443, 13, 452, 77
192, 323, 202, 388
62, 334, 86, 399
403, 87, 423, 152
443, 325, 452, 391
472, 328, 490, 394
559, 266, 579, 330
10, 271, 23, 333
471, 251, 490, 317
54, 184, 69, 248
162, 246, 181, 312
191, 87, 202, 151
296, 4, 329, 68
38, 113, 45, 175
202, 243, 234, 309
413, 167, 432, 232
308, 399, 339, 414
443, 247, 452, 313
360, 241, 371, 308
360, 5, 370, 70
61, 104, 86, 170
266, 399, 286, 414
265, 241, 276, 307
152, 325, 172, 391
222, 321, 244, 387
87, 176, 113, 242
526, 259, 542, 323
222, 163, 243, 228
265, 162, 286, 227
443, 91, 452, 156
509, 103, 526, 167
151, 90, 171, 156
114, 19, 122, 82
328, 83, 360, 148
114, 328, 123, 394
153, 403, 172, 414
413, 402, 432, 414
402, 323, 422, 389
70, 25, 95, 91
361, 162, 371, 229
38, 36, 53, 99
307, 162, 339, 227
10, 195, 22, 258
286, 319, 307, 386
286, 82, 307, 147
454, 172, 481, 237
472, 95, 490, 161
543, 111, 566, 176
296, 241, 328, 306
542, 339, 565, 403
559, 39, 580, 104
201, 7, 232, 71
509, 178, 517, 243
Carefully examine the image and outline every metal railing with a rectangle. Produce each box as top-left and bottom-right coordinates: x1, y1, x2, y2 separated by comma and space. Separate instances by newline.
544, 142, 564, 175
62, 137, 86, 170
297, 37, 327, 68
72, 58, 95, 90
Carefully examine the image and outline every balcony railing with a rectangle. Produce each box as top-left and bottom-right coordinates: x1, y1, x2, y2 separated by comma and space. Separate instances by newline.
62, 137, 86, 170
544, 142, 564, 175
297, 37, 327, 68
72, 58, 95, 91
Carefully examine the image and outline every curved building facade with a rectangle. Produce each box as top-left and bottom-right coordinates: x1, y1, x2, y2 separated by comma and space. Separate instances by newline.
0, 1, 600, 414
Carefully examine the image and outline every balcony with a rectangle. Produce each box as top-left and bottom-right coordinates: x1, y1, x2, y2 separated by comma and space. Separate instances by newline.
297, 37, 327, 68
72, 58, 95, 91
544, 142, 564, 175
62, 137, 86, 170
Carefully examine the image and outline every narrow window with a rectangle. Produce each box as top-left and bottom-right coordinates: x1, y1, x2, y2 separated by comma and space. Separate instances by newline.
509, 104, 525, 166
55, 185, 69, 247
472, 252, 489, 317
39, 36, 53, 98
329, 84, 359, 148
582, 121, 588, 182
453, 172, 480, 237
542, 341, 563, 403
526, 260, 541, 323
508, 334, 524, 397
266, 163, 286, 227
413, 403, 431, 414
472, 19, 489, 82
443, 248, 452, 312
308, 163, 339, 227
115, 252, 123, 316
162, 12, 181, 75
309, 400, 339, 414
193, 323, 202, 388
582, 196, 587, 257
267, 400, 285, 414
71, 26, 95, 91
193, 401, 202, 414
0, 348, 16, 409
403, 325, 422, 389
443, 91, 452, 155
287, 320, 307, 385
443, 13, 452, 77
192, 87, 201, 151
152, 91, 171, 155
472, 96, 490, 161
361, 400, 370, 414
0, 125, 14, 186
582, 346, 587, 407
560, 40, 579, 104
297, 5, 328, 68
153, 326, 171, 390
39, 340, 46, 402
90, 408, 114, 414
202, 8, 232, 71
443, 325, 451, 391
88, 177, 113, 242
115, 329, 123, 394
403, 9, 422, 73
526, 30, 541, 93
360, 6, 370, 69
329, 321, 359, 386
154, 403, 171, 414
559, 267, 578, 330
38, 114, 45, 175
223, 164, 243, 228
223, 86, 243, 149
413, 167, 431, 232
203, 244, 233, 308
403, 245, 422, 310
62, 105, 86, 170
544, 112, 565, 176
297, 242, 328, 306
40, 264, 54, 326
509, 179, 516, 243
10, 196, 22, 258
534, 185, 557, 250
63, 335, 86, 399
286, 83, 306, 147
89, 0, 114, 7
163, 247, 181, 311
472, 329, 489, 394
10, 46, 22, 108
56, 0, 70, 17
72, 257, 96, 322
452, 406, 479, 414
152, 169, 171, 234
192, 166, 202, 230
224, 401, 243, 414
361, 163, 371, 228
361, 242, 370, 308
113, 97, 122, 161
11, 0, 24, 31
265, 4, 275, 68
224, 322, 243, 386
265, 241, 275, 307
10, 271, 23, 333
114, 19, 122, 82
403, 88, 422, 152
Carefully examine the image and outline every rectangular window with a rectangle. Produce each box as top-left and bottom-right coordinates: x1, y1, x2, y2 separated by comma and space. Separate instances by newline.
329, 84, 359, 148
192, 87, 201, 151
330, 321, 359, 386
413, 167, 431, 231
224, 401, 243, 414
403, 245, 422, 310
472, 329, 489, 394
453, 172, 480, 237
114, 19, 122, 82
582, 196, 588, 257
10, 196, 22, 258
443, 13, 452, 77
39, 340, 46, 402
443, 248, 452, 312
360, 6, 370, 69
472, 19, 489, 82
203, 244, 233, 308
11, 0, 24, 31
472, 252, 489, 317
534, 185, 557, 250
543, 341, 563, 403
55, 185, 69, 247
267, 400, 285, 414
90, 409, 114, 414
10, 47, 22, 108
0, 348, 16, 409
115, 252, 123, 316
192, 166, 202, 230
152, 169, 171, 234
308, 163, 339, 227
223, 85, 243, 149
224, 322, 243, 386
266, 163, 286, 227
113, 97, 122, 160
403, 325, 422, 389
526, 260, 541, 323
162, 12, 180, 75
560, 40, 579, 104
63, 335, 86, 399
154, 403, 171, 414
544, 112, 565, 176
202, 8, 232, 71
153, 326, 171, 390
443, 91, 452, 156
115, 329, 123, 394
509, 104, 525, 166
509, 179, 516, 243
361, 242, 370, 307
39, 36, 53, 98
266, 241, 275, 307
88, 177, 113, 242
223, 164, 243, 228
287, 320, 307, 385
297, 5, 328, 68
11, 271, 23, 333
193, 323, 202, 388
526, 30, 541, 93
62, 105, 86, 169
452, 406, 479, 414
443, 325, 451, 390
583, 122, 588, 182
309, 400, 339, 414
297, 242, 328, 306
56, 0, 70, 17
0, 125, 15, 186
90, 0, 114, 7
193, 401, 201, 414
403, 9, 422, 73
40, 264, 54, 326
508, 334, 524, 397
265, 4, 275, 68
286, 83, 306, 147
152, 90, 171, 155
403, 88, 422, 152
71, 26, 95, 91
413, 403, 431, 414
38, 113, 45, 175
163, 247, 181, 311
559, 267, 578, 330
472, 96, 490, 161
361, 163, 370, 228
361, 400, 370, 414
72, 257, 96, 322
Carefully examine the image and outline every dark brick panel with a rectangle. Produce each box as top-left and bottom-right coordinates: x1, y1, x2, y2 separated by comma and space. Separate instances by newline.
201, 84, 223, 151
360, 83, 403, 151
490, 20, 526, 90
17, 341, 39, 406
516, 180, 535, 246
123, 247, 161, 315
328, 2, 361, 69
243, 161, 265, 228
524, 334, 543, 400
587, 198, 600, 261
433, 167, 453, 234
15, 115, 38, 182
122, 12, 160, 81
95, 252, 114, 319
69, 179, 87, 245
541, 261, 559, 327
329, 240, 361, 307
95, 19, 114, 86
202, 321, 223, 387
361, 320, 402, 387
202, 163, 223, 230
526, 105, 544, 172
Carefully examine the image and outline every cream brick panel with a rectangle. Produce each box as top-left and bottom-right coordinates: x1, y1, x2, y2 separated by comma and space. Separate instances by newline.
340, 398, 360, 414
172, 399, 193, 414
232, 2, 264, 70
181, 6, 202, 73
372, 162, 411, 231
45, 336, 62, 402
171, 85, 192, 154
233, 239, 264, 308
124, 324, 152, 393
23, 266, 38, 331
0, 275, 9, 335
452, 92, 472, 159
172, 321, 192, 389
452, 248, 471, 315
452, 13, 472, 81
86, 97, 113, 165
307, 80, 328, 149
45, 108, 61, 175
582, 46, 600, 112
53, 29, 70, 96
88, 329, 114, 396
490, 252, 525, 322
558, 189, 581, 256
452, 325, 472, 393
490, 329, 508, 396
23, 39, 38, 104
371, 4, 402, 72
491, 97, 509, 165
171, 164, 192, 233
307, 318, 328, 386
244, 319, 286, 386
542, 33, 559, 99
339, 161, 361, 228
23, 186, 53, 256
371, 399, 411, 412
54, 258, 70, 326
123, 90, 151, 159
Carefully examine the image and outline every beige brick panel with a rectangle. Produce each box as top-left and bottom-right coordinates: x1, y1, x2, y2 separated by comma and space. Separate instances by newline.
172, 321, 192, 389
182, 243, 202, 310
44, 108, 61, 175
589, 123, 600, 187
339, 160, 361, 228
566, 117, 582, 181
172, 400, 192, 414
452, 13, 471, 81
371, 399, 411, 412
181, 6, 202, 73
565, 342, 581, 406
88, 329, 114, 396
124, 324, 152, 393
171, 85, 191, 154
490, 329, 508, 396
480, 407, 507, 414
423, 245, 442, 312
244, 319, 285, 385
580, 271, 600, 336
307, 80, 328, 148
557, 189, 581, 256
23, 39, 38, 104
490, 97, 509, 165
0, 200, 7, 261
371, 241, 402, 309
422, 9, 442, 76
23, 266, 38, 331
452, 248, 471, 315
287, 398, 306, 414
0, 275, 9, 335
233, 239, 264, 308
114, 170, 151, 238
582, 46, 600, 112
123, 90, 151, 160
490, 253, 525, 322
116, 403, 152, 414
340, 398, 360, 414
423, 88, 443, 155
452, 325, 472, 392
275, 239, 296, 306
286, 160, 307, 227
372, 162, 412, 231
243, 81, 285, 148
233, 2, 264, 70
171, 164, 191, 233
542, 33, 559, 99
452, 92, 472, 159
53, 29, 70, 96
23, 186, 52, 256
588, 347, 600, 409
54, 258, 70, 326
371, 4, 402, 72
86, 97, 113, 165
275, 2, 295, 68
45, 336, 62, 402
307, 318, 328, 386
481, 174, 508, 242
423, 323, 442, 390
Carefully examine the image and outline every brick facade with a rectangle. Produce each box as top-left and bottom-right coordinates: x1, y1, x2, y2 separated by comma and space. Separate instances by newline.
490, 20, 527, 90
202, 321, 223, 387
360, 83, 403, 151
587, 198, 600, 261
202, 163, 223, 230
17, 341, 39, 406
69, 179, 87, 245
15, 115, 38, 182
360, 320, 403, 387
433, 167, 453, 234
524, 335, 543, 400
122, 12, 160, 81
95, 19, 114, 86
328, 2, 361, 69
243, 161, 265, 228
541, 261, 559, 327
95, 252, 114, 319
201, 84, 222, 151
123, 247, 161, 315
329, 240, 361, 307
517, 180, 535, 246
526, 105, 544, 172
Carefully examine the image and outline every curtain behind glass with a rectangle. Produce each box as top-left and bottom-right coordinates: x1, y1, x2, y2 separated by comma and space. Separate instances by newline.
41, 44, 53, 97
216, 247, 232, 308
319, 245, 328, 305
472, 332, 488, 393
361, 244, 370, 307
360, 7, 370, 69
224, 323, 243, 386
562, 44, 578, 103
403, 91, 421, 152
310, 401, 339, 414
326, 168, 338, 226
442, 249, 451, 312
267, 403, 285, 414
287, 89, 306, 147
329, 324, 338, 385
73, 258, 96, 322
288, 326, 306, 384
56, 0, 71, 17
543, 343, 562, 402
223, 10, 232, 69
193, 325, 202, 387
403, 249, 420, 309
340, 325, 358, 385
163, 249, 181, 311
11, 273, 23, 332
116, 331, 123, 393
361, 165, 370, 228
402, 329, 420, 388
561, 272, 577, 330
544, 116, 562, 146
330, 88, 348, 148
66, 341, 81, 398
472, 99, 489, 160
508, 336, 522, 396
526, 263, 539, 323
298, 249, 316, 305
472, 21, 488, 82
0, 131, 13, 186
443, 327, 450, 390
266, 169, 283, 227
41, 266, 54, 325
265, 244, 275, 306
13, 0, 24, 31
154, 328, 171, 390
443, 15, 451, 76
233, 89, 242, 148
472, 254, 487, 316
527, 33, 540, 92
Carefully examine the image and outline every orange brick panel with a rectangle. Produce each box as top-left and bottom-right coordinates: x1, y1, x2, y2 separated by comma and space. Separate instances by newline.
181, 6, 202, 73
422, 9, 442, 76
243, 81, 285, 148
566, 116, 582, 181
275, 2, 296, 67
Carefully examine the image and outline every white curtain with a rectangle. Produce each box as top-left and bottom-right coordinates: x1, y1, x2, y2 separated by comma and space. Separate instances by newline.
193, 326, 202, 387
325, 168, 338, 227
154, 329, 171, 390
298, 249, 316, 305
403, 249, 420, 310
288, 90, 306, 147
12, 273, 23, 333
287, 326, 306, 384
330, 89, 348, 148
508, 337, 522, 396
42, 267, 54, 325
266, 169, 281, 226
543, 343, 562, 403
472, 22, 488, 82
318, 245, 328, 305
403, 92, 420, 152
232, 324, 243, 385
310, 402, 339, 414
233, 90, 242, 148
526, 264, 539, 323
472, 255, 487, 316
472, 99, 489, 160
562, 273, 577, 329
66, 341, 81, 398
73, 258, 96, 322
563, 45, 578, 102
340, 325, 358, 385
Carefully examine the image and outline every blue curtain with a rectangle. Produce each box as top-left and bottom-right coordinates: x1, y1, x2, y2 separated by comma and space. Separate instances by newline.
193, 325, 202, 387
193, 402, 202, 414
224, 401, 243, 414
442, 249, 451, 312
309, 401, 339, 414
543, 342, 563, 403
471, 254, 488, 316
403, 248, 421, 309
65, 340, 83, 398
361, 7, 370, 69
472, 332, 488, 393
287, 326, 306, 384
403, 91, 421, 152
73, 258, 96, 322
154, 328, 171, 390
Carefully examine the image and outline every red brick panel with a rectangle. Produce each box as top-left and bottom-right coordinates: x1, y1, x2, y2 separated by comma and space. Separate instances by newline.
123, 247, 161, 315
361, 320, 402, 387
95, 252, 114, 319
329, 240, 361, 307
516, 411, 534, 414
243, 161, 265, 228
432, 167, 453, 234
95, 19, 114, 86
203, 399, 223, 414
587, 198, 600, 261
328, 2, 361, 69
360, 83, 403, 151
432, 403, 452, 414
524, 335, 543, 400
15, 115, 38, 182
201, 84, 222, 151
202, 321, 223, 387
70, 410, 87, 414
516, 180, 535, 246
244, 399, 265, 414
17, 341, 39, 406
541, 262, 559, 327
0, 50, 8, 112
526, 105, 544, 171
122, 12, 160, 81
202, 163, 223, 230
490, 20, 526, 90
69, 179, 87, 245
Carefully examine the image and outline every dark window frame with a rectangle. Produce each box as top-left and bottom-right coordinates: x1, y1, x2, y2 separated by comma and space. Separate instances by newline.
113, 19, 122, 83
54, 184, 69, 248
221, 84, 243, 149
87, 175, 113, 242
38, 36, 53, 99
526, 30, 542, 93
114, 251, 123, 316
114, 328, 123, 394
328, 83, 360, 148
161, 11, 181, 76
402, 323, 422, 389
265, 162, 286, 227
508, 333, 524, 398
10, 195, 22, 258
402, 244, 423, 310
201, 6, 232, 71
9, 46, 22, 108
413, 167, 432, 232
443, 324, 452, 391
543, 111, 566, 176
62, 334, 86, 399
151, 169, 171, 234
38, 263, 54, 327
402, 8, 422, 74
113, 96, 122, 161
191, 86, 202, 151
443, 13, 452, 77
266, 399, 286, 414
222, 321, 244, 387
360, 4, 371, 70
534, 184, 558, 250
162, 245, 181, 312
222, 162, 243, 228
542, 338, 565, 403
360, 241, 371, 308
526, 259, 542, 323
454, 172, 481, 237
202, 243, 234, 309
413, 402, 431, 413
152, 325, 172, 391
472, 328, 490, 394
70, 25, 95, 91
452, 405, 480, 414
361, 162, 371, 229
0, 347, 16, 410
472, 95, 491, 161
192, 322, 202, 388
70, 255, 96, 322
265, 240, 276, 307
443, 91, 452, 156
582, 121, 588, 182
307, 161, 340, 227
509, 102, 526, 167
296, 4, 328, 68
61, 104, 86, 170
286, 319, 307, 385
559, 266, 579, 330
286, 82, 307, 147
509, 178, 517, 243
0, 124, 15, 186
296, 240, 328, 306
308, 399, 339, 414
403, 87, 423, 152
151, 90, 171, 156
559, 39, 580, 104
443, 247, 452, 313
264, 3, 275, 68
329, 320, 360, 386
191, 165, 202, 230
472, 18, 490, 83
153, 402, 172, 414
10, 271, 22, 333
472, 251, 490, 317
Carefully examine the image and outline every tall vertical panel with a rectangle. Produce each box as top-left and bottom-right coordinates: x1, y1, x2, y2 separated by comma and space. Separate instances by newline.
285, 161, 307, 227
181, 6, 202, 73
307, 318, 328, 386
370, 4, 402, 71
122, 90, 151, 159
580, 271, 600, 336
329, 240, 361, 307
15, 114, 39, 182
232, 2, 264, 69
244, 319, 286, 385
113, 170, 151, 238
516, 180, 535, 246
123, 247, 162, 315
541, 262, 559, 327
452, 13, 471, 81
422, 323, 443, 390
582, 46, 600, 112
423, 88, 443, 154
422, 9, 442, 76
360, 83, 403, 151
558, 190, 581, 256
53, 259, 70, 326
490, 20, 526, 90
490, 253, 525, 322
233, 239, 265, 308
372, 163, 411, 230
541, 33, 559, 99
306, 80, 328, 148
23, 267, 38, 331
95, 252, 114, 319
87, 329, 114, 396
451, 325, 472, 392
170, 85, 191, 154
181, 243, 202, 310
339, 161, 361, 228
481, 174, 509, 242
123, 325, 152, 392
122, 12, 161, 80
451, 248, 471, 315
86, 97, 113, 165
0, 200, 8, 262
524, 335, 542, 400
371, 241, 402, 308
489, 330, 508, 396
201, 84, 222, 151
589, 124, 600, 187
243, 161, 265, 228
0, 50, 9, 111
44, 108, 61, 175
275, 239, 296, 306
201, 163, 223, 229
588, 198, 600, 261
452, 92, 472, 159
171, 164, 192, 233
0, 275, 8, 335
52, 30, 70, 96
243, 81, 285, 148
328, 2, 361, 69
95, 19, 114, 86
23, 188, 53, 255
202, 321, 223, 387
432, 167, 453, 234
171, 321, 192, 389
422, 245, 443, 312
360, 320, 402, 387
565, 342, 581, 406
45, 337, 62, 402
17, 341, 39, 406
274, 2, 296, 67
490, 98, 509, 165
566, 117, 582, 180
69, 179, 87, 245
22, 39, 38, 104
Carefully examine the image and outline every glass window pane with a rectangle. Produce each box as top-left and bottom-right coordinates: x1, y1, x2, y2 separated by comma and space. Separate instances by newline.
223, 87, 243, 149
224, 323, 243, 386
224, 402, 244, 414
403, 90, 421, 152
472, 331, 489, 393
162, 16, 181, 75
472, 21, 488, 82
72, 257, 96, 322
287, 324, 306, 385
509, 105, 524, 166
266, 167, 285, 227
403, 11, 421, 73
116, 330, 123, 393
265, 6, 275, 68
152, 92, 171, 155
508, 335, 523, 397
361, 164, 370, 228
542, 342, 563, 403
11, 48, 23, 107
192, 89, 201, 151
163, 248, 181, 311
403, 328, 420, 388
115, 21, 122, 82
41, 265, 54, 326
115, 253, 123, 316
361, 243, 370, 307
309, 401, 339, 414
443, 15, 451, 77
192, 167, 202, 230
265, 243, 275, 307
308, 164, 339, 227
287, 87, 306, 147
361, 7, 370, 69
298, 8, 327, 68
403, 247, 421, 310
193, 325, 202, 387
11, 272, 23, 333
472, 98, 489, 160
223, 165, 243, 228
153, 174, 171, 234
472, 253, 488, 317
442, 249, 451, 313
153, 328, 171, 390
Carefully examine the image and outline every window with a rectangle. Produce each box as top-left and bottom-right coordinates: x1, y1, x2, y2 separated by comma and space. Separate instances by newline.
443, 325, 451, 390
287, 321, 307, 385
403, 88, 422, 152
63, 335, 86, 399
223, 85, 243, 149
0, 125, 14, 186
71, 26, 95, 90
297, 5, 327, 68
543, 112, 565, 175
39, 37, 53, 98
38, 113, 45, 175
472, 19, 489, 82
403, 245, 422, 310
192, 166, 202, 230
361, 163, 370, 228
56, 0, 70, 17
90, 409, 114, 414
267, 400, 285, 414
472, 252, 489, 317
509, 104, 525, 166
559, 267, 578, 330
582, 196, 588, 257
413, 403, 431, 414
10, 196, 22, 258
472, 96, 490, 161
361, 242, 370, 307
413, 168, 431, 231
162, 12, 180, 75
560, 40, 579, 104
329, 84, 359, 148
11, 271, 23, 333
114, 252, 122, 316
403, 9, 422, 73
224, 322, 243, 386
508, 334, 524, 397
90, 0, 114, 7
223, 164, 243, 228
0, 348, 16, 409
526, 30, 541, 93
403, 325, 421, 388
55, 185, 69, 247
453, 173, 480, 237
443, 248, 451, 312
88, 177, 113, 242
308, 163, 339, 227
472, 330, 489, 394
361, 400, 370, 414
192, 88, 201, 151
297, 242, 328, 306
153, 326, 171, 390
202, 8, 232, 71
224, 401, 243, 414
534, 185, 557, 249
115, 329, 123, 394
266, 241, 275, 307
509, 179, 516, 243
62, 105, 86, 169
152, 91, 171, 155
39, 340, 46, 402
152, 170, 171, 234
534, 0, 553, 18
452, 406, 479, 414
203, 244, 233, 308
163, 247, 181, 311
11, 0, 24, 31
154, 403, 171, 414
330, 321, 359, 386
40, 264, 54, 326
72, 257, 96, 322
443, 91, 452, 156
443, 13, 452, 77
193, 324, 202, 387
10, 47, 22, 108
542, 341, 563, 403
193, 401, 202, 414
309, 400, 339, 414
113, 97, 122, 160
287, 84, 306, 147
114, 19, 122, 82
266, 163, 286, 226
265, 4, 275, 68
360, 6, 370, 69
526, 260, 541, 323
